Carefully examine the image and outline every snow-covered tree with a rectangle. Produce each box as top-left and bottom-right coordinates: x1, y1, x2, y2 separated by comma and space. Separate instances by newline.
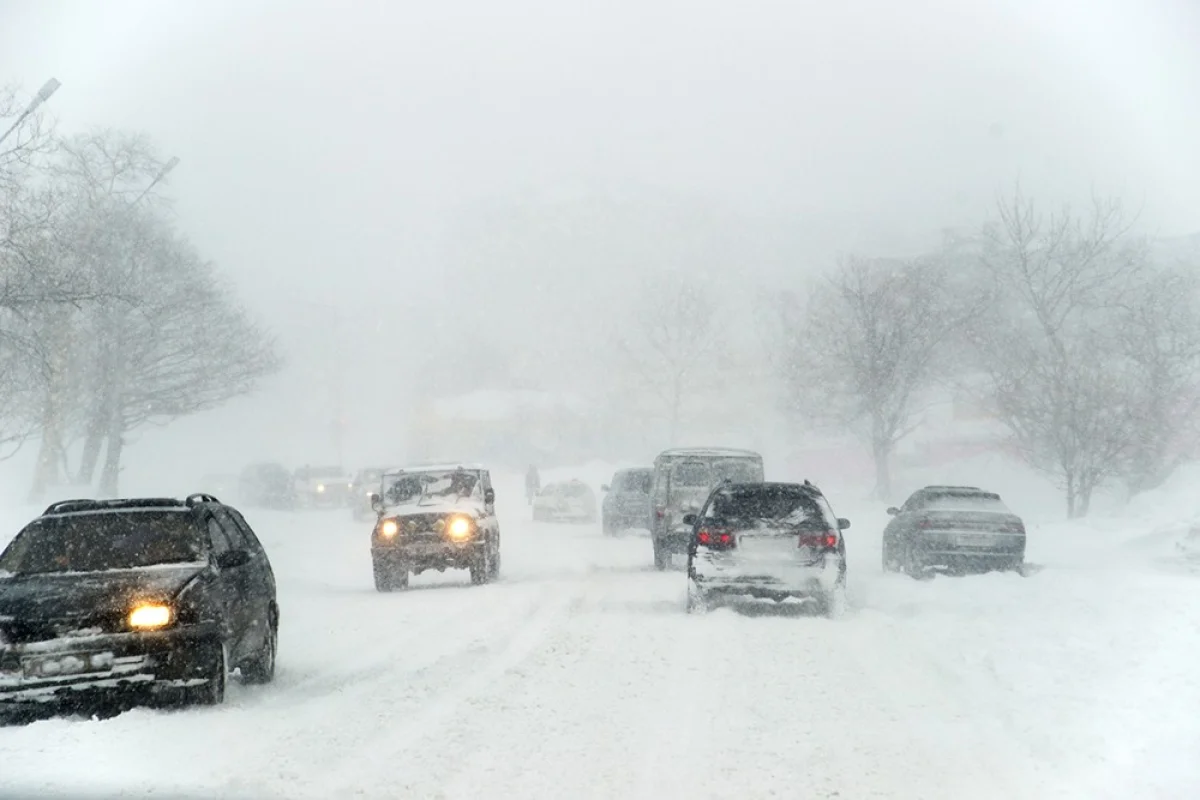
778, 255, 967, 499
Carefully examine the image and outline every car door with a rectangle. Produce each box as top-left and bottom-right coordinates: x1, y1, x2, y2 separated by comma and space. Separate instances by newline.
206, 512, 254, 662
225, 508, 277, 651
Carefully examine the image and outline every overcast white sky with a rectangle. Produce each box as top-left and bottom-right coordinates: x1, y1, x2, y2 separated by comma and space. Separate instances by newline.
1, 0, 1198, 484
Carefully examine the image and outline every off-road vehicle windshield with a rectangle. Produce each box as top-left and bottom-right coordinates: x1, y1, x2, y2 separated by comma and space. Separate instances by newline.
383, 471, 479, 505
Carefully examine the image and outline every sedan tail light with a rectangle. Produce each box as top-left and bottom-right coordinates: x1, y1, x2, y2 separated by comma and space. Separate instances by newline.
696, 527, 735, 549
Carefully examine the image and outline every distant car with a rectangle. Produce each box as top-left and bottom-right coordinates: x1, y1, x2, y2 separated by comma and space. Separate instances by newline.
369, 464, 501, 590
0, 494, 279, 718
685, 480, 848, 616
882, 485, 1026, 577
293, 465, 353, 509
650, 448, 765, 570
349, 467, 389, 521
601, 468, 652, 535
532, 480, 598, 524
238, 462, 295, 510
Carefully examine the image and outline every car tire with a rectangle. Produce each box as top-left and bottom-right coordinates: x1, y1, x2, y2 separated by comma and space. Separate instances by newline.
185, 640, 227, 707
882, 542, 900, 573
488, 547, 501, 580
240, 612, 278, 685
470, 550, 491, 585
373, 556, 407, 592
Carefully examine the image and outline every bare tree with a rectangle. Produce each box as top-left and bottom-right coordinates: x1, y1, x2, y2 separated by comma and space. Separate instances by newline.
779, 255, 965, 499
970, 189, 1150, 516
618, 271, 724, 445
1111, 267, 1200, 494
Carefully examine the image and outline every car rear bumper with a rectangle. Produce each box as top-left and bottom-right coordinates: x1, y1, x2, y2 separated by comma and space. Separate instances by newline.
0, 623, 222, 706
912, 532, 1025, 568
691, 555, 842, 599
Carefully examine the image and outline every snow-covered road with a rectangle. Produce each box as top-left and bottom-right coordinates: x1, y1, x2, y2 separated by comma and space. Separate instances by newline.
3, 487, 1200, 799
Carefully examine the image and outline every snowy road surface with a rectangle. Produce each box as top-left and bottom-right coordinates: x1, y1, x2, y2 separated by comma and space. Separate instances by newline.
3, 487, 1200, 799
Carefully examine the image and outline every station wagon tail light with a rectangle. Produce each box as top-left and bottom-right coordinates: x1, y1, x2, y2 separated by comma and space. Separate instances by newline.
128, 603, 173, 630
696, 527, 735, 549
378, 518, 399, 538
798, 531, 838, 550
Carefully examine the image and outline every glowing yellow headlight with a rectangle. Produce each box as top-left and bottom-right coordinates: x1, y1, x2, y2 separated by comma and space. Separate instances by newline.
316, 483, 326, 493
379, 519, 399, 538
128, 603, 173, 630
447, 516, 472, 540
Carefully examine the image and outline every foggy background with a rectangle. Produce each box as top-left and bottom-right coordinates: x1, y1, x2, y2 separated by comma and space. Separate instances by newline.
2, 0, 1199, 494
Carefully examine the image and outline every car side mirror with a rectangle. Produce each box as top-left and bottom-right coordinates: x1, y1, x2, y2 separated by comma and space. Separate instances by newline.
837, 517, 851, 530
601, 485, 610, 492
370, 493, 383, 513
681, 513, 698, 526
886, 507, 899, 516
484, 488, 495, 505
216, 550, 250, 570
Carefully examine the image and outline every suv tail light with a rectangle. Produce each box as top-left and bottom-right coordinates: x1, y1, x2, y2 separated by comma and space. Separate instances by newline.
696, 526, 735, 549
798, 531, 838, 550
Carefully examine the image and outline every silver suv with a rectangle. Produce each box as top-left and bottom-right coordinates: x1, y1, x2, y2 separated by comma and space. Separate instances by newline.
649, 448, 764, 570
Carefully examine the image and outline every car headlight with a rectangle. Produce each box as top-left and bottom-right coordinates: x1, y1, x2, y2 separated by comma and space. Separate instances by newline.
447, 515, 473, 541
128, 603, 174, 631
316, 483, 326, 493
378, 518, 399, 538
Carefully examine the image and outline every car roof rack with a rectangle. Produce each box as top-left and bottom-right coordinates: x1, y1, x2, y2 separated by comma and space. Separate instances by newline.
922, 485, 982, 491
185, 493, 221, 507
42, 497, 187, 516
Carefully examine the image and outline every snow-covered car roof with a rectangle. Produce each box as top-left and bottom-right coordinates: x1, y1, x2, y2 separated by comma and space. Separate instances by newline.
656, 447, 762, 460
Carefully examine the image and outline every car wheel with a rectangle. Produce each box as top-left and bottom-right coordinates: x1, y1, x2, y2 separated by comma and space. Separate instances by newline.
185, 640, 227, 707
240, 613, 277, 685
882, 541, 900, 573
470, 550, 491, 585
373, 556, 406, 592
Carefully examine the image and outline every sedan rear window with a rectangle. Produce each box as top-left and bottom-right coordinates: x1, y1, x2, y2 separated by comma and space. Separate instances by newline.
923, 493, 1009, 512
0, 511, 205, 575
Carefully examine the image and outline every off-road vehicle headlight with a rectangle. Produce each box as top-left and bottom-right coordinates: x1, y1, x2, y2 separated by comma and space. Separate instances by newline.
447, 516, 473, 541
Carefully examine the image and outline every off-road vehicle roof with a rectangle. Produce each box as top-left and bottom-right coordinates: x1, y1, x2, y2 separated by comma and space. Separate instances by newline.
656, 447, 761, 460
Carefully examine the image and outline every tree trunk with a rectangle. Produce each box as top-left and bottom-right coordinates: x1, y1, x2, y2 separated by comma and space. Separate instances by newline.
76, 410, 108, 485
1064, 470, 1077, 519
28, 406, 64, 503
872, 437, 892, 500
97, 412, 125, 498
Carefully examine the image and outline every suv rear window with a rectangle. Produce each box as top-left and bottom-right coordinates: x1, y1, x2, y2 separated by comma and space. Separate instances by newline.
705, 488, 826, 528
672, 462, 711, 487
0, 511, 205, 575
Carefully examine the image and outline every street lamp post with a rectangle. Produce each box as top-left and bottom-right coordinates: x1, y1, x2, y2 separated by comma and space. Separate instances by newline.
0, 78, 61, 147
132, 156, 180, 204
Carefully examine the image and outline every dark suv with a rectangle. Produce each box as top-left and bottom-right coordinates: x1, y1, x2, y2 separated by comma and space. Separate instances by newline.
0, 495, 278, 718
684, 481, 849, 616
883, 485, 1026, 577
